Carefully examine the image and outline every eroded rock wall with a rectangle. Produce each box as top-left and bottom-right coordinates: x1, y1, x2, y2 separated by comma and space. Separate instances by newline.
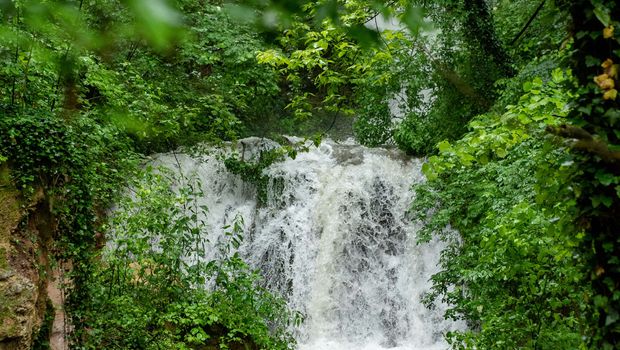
0, 170, 55, 350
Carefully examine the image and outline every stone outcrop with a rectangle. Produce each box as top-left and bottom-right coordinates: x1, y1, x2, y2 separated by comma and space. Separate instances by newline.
0, 168, 55, 350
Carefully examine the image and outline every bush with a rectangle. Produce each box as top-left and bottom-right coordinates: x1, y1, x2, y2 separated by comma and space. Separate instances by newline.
80, 168, 298, 349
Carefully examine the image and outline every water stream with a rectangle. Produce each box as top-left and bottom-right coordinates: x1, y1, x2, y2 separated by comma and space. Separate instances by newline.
153, 138, 460, 350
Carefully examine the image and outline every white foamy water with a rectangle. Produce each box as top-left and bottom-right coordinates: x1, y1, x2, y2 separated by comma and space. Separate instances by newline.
152, 138, 461, 350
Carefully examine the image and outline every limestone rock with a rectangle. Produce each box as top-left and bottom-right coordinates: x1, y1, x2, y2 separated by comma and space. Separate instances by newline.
0, 180, 53, 350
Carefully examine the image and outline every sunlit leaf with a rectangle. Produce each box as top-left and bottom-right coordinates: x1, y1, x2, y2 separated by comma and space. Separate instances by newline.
125, 0, 182, 50
400, 5, 425, 36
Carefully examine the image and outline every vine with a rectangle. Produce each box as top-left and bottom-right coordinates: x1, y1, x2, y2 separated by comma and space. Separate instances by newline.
557, 1, 620, 347
224, 138, 317, 204
0, 113, 137, 346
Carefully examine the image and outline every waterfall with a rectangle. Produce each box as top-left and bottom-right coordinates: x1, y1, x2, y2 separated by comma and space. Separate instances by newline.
152, 138, 461, 350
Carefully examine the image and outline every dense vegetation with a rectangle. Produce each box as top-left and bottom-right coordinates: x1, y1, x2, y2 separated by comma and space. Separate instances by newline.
0, 0, 298, 348
0, 0, 619, 349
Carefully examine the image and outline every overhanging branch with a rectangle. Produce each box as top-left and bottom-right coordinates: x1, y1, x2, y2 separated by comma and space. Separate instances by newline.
547, 124, 620, 162
510, 0, 546, 46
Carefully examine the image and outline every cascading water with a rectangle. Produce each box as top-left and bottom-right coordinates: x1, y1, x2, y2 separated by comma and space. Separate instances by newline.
153, 138, 461, 350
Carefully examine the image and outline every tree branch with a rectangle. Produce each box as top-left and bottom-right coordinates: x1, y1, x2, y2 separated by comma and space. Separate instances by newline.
510, 0, 546, 46
547, 124, 620, 162
413, 40, 492, 108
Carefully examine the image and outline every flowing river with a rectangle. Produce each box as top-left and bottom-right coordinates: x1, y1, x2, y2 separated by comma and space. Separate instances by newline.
152, 138, 460, 350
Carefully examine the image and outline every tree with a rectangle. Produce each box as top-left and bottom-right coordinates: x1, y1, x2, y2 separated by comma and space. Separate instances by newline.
553, 0, 620, 347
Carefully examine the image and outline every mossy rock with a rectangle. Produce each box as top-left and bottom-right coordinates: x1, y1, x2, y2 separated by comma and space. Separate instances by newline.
0, 165, 20, 272
0, 166, 49, 350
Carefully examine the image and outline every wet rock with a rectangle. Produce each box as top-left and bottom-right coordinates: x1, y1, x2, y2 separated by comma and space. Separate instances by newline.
0, 183, 51, 350
0, 271, 13, 281
0, 274, 40, 350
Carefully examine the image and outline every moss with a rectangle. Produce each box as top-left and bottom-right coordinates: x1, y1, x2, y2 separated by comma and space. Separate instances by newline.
0, 248, 6, 271
0, 163, 10, 186
0, 165, 21, 271
0, 165, 30, 344
0, 285, 19, 339
32, 298, 54, 350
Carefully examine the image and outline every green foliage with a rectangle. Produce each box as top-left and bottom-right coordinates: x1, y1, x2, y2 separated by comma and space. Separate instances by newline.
0, 114, 135, 203
352, 85, 392, 147
562, 1, 620, 346
0, 0, 288, 152
256, 11, 365, 120
423, 69, 575, 180
390, 0, 507, 155
224, 138, 317, 203
32, 298, 55, 350
0, 1, 298, 348
81, 169, 297, 349
492, 0, 570, 67
413, 73, 593, 348
254, 1, 424, 141
3, 1, 618, 349
390, 0, 572, 156
0, 112, 139, 347
241, 1, 473, 149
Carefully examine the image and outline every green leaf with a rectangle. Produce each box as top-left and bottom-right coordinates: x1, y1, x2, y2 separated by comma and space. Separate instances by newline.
595, 170, 618, 186
421, 162, 437, 181
532, 77, 543, 87
438, 140, 452, 153
345, 25, 380, 48
518, 113, 532, 124
601, 196, 613, 207
578, 105, 593, 115
551, 69, 564, 83
605, 309, 619, 326
316, 39, 329, 51
315, 0, 339, 22
585, 55, 600, 67
592, 195, 613, 208
126, 0, 182, 50
224, 4, 259, 24
593, 4, 611, 27
401, 5, 425, 36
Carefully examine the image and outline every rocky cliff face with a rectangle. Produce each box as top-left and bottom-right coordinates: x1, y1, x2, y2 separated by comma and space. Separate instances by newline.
0, 168, 57, 350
